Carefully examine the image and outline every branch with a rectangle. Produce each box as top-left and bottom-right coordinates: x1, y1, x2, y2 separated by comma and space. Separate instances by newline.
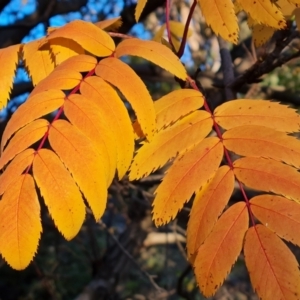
218, 36, 236, 100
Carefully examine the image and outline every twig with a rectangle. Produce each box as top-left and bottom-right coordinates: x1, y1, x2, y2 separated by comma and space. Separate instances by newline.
98, 220, 164, 292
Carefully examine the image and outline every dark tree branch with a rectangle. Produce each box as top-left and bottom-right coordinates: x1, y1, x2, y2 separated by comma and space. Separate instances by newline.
218, 36, 236, 100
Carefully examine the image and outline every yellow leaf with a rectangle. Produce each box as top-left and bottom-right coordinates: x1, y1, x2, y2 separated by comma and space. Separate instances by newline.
237, 0, 286, 28
54, 54, 97, 73
96, 57, 156, 140
197, 0, 239, 43
153, 137, 223, 226
0, 119, 49, 170
214, 99, 300, 132
30, 69, 82, 97
0, 149, 34, 195
194, 202, 248, 297
0, 44, 20, 109
0, 174, 41, 270
95, 17, 122, 32
49, 37, 84, 66
80, 76, 134, 179
46, 20, 115, 57
115, 38, 187, 80
252, 24, 275, 47
135, 0, 147, 21
187, 166, 235, 259
1, 89, 65, 152
154, 89, 204, 131
250, 195, 300, 247
64, 94, 117, 184
48, 120, 107, 220
233, 157, 300, 202
23, 38, 54, 85
129, 111, 213, 180
33, 149, 85, 239
223, 125, 300, 168
277, 0, 297, 17
244, 225, 300, 300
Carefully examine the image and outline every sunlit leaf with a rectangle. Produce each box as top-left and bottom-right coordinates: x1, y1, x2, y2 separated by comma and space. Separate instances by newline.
194, 202, 248, 296
244, 225, 300, 300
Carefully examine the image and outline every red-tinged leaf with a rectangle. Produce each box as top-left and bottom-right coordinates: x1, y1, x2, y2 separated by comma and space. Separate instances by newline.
95, 17, 122, 31
223, 125, 300, 168
153, 137, 223, 226
194, 202, 248, 296
80, 76, 134, 179
0, 119, 49, 170
233, 157, 300, 202
0, 174, 41, 270
0, 149, 34, 195
135, 0, 147, 21
129, 111, 213, 180
187, 166, 235, 258
237, 0, 286, 28
198, 0, 239, 43
33, 149, 85, 239
244, 225, 300, 300
64, 94, 117, 184
96, 57, 156, 140
49, 37, 84, 66
154, 89, 204, 131
46, 20, 115, 57
54, 54, 97, 73
30, 69, 82, 97
214, 100, 300, 132
250, 195, 300, 247
0, 44, 20, 109
1, 90, 65, 151
22, 39, 54, 85
48, 120, 107, 220
115, 38, 187, 80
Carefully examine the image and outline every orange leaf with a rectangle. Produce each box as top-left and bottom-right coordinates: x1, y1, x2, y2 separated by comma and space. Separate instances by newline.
244, 225, 300, 300
96, 57, 156, 140
115, 38, 187, 80
187, 166, 235, 258
0, 44, 20, 109
0, 149, 34, 195
46, 20, 115, 57
194, 202, 248, 297
129, 110, 213, 180
33, 149, 85, 239
0, 174, 41, 270
223, 125, 300, 168
54, 54, 97, 73
1, 89, 65, 152
233, 157, 300, 202
154, 89, 204, 131
30, 69, 82, 97
250, 195, 300, 247
64, 94, 117, 184
48, 120, 107, 220
198, 0, 238, 43
237, 0, 286, 28
80, 76, 134, 179
0, 119, 49, 170
135, 0, 147, 21
95, 17, 122, 32
252, 24, 275, 47
23, 39, 54, 85
153, 137, 223, 226
214, 99, 300, 132
49, 37, 84, 66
